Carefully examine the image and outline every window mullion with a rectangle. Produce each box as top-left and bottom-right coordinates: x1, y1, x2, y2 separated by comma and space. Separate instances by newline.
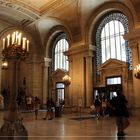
118, 21, 122, 60
113, 20, 117, 59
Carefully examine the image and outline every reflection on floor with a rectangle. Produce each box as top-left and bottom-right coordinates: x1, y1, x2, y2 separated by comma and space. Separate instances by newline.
0, 110, 140, 140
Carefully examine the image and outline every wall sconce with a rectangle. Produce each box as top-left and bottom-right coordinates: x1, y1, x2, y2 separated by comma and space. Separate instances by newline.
134, 64, 140, 79
2, 59, 8, 70
63, 74, 71, 85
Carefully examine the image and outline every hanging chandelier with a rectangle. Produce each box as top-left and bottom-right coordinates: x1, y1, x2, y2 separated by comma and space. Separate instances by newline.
2, 31, 29, 60
63, 74, 71, 85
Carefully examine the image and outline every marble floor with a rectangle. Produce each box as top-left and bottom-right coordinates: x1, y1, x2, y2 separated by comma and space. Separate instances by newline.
0, 110, 140, 140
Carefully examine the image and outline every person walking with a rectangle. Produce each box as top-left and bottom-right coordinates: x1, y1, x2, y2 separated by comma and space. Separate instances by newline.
43, 97, 51, 120
109, 90, 130, 137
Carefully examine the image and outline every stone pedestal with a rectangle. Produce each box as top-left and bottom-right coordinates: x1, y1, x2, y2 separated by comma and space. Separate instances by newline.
0, 60, 28, 140
0, 106, 28, 140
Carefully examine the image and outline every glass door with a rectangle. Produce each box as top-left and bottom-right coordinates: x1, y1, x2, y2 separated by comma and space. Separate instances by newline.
56, 83, 65, 105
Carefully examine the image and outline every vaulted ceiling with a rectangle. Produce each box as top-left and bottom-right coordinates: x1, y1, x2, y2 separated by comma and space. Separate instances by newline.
0, 0, 140, 48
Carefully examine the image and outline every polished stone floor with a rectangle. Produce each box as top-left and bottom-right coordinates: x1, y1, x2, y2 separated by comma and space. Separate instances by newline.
0, 110, 140, 140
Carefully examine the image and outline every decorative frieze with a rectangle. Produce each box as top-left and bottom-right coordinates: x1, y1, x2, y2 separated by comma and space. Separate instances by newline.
0, 0, 40, 20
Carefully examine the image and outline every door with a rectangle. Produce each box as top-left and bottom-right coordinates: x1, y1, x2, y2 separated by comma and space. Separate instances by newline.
106, 76, 122, 100
56, 83, 65, 105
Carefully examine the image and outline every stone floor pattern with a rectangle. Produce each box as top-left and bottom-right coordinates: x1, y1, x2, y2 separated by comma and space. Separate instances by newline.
0, 110, 140, 140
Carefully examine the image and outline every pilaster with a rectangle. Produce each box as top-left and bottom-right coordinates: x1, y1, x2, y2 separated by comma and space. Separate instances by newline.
42, 57, 51, 104
65, 44, 95, 111
128, 41, 140, 107
85, 55, 94, 107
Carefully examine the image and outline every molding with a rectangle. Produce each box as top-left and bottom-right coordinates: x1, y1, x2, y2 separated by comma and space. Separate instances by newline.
0, 0, 40, 20
124, 29, 140, 42
40, 0, 75, 15
99, 58, 128, 70
64, 44, 95, 56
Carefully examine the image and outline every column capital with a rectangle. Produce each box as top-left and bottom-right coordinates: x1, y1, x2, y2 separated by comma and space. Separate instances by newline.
44, 57, 51, 67
128, 41, 138, 49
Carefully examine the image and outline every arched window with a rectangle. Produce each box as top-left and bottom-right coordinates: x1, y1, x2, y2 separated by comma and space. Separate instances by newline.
53, 35, 69, 71
96, 12, 132, 74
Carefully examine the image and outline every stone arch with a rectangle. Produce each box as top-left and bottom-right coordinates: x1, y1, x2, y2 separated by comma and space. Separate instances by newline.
86, 1, 135, 46
45, 25, 72, 58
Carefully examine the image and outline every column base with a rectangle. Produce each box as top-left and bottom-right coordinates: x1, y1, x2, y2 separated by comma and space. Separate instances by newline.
0, 111, 28, 140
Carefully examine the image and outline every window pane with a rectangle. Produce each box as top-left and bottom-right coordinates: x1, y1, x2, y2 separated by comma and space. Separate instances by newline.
106, 39, 110, 60
116, 36, 121, 60
109, 21, 115, 36
110, 37, 116, 58
107, 77, 121, 85
121, 36, 126, 61
54, 38, 69, 71
96, 12, 132, 76
114, 20, 119, 34
101, 20, 127, 62
105, 23, 109, 37
101, 28, 105, 38
101, 40, 106, 63
56, 83, 64, 88
119, 22, 124, 34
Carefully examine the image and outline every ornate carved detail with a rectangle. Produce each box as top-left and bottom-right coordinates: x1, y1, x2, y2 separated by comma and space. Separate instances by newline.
0, 0, 40, 20
41, 0, 73, 14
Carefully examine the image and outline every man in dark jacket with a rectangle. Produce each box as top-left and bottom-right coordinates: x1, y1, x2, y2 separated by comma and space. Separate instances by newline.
109, 90, 130, 137
94, 95, 101, 119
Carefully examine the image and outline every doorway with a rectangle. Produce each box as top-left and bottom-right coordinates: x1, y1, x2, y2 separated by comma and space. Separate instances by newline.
56, 83, 65, 105
94, 76, 122, 101
106, 76, 122, 100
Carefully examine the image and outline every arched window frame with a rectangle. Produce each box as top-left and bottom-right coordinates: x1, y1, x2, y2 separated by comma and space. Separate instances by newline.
52, 34, 69, 71
95, 12, 132, 75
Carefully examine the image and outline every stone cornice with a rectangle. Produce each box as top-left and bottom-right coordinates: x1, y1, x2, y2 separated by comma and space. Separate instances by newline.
0, 0, 40, 20
40, 0, 73, 15
124, 29, 140, 42
64, 44, 95, 57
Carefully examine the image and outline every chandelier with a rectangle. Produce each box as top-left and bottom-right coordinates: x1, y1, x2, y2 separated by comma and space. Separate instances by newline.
2, 31, 29, 60
0, 31, 29, 138
63, 74, 71, 85
134, 64, 140, 79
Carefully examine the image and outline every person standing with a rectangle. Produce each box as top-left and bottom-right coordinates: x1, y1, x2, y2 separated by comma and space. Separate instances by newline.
26, 96, 32, 111
101, 98, 107, 117
34, 96, 40, 120
109, 90, 130, 137
49, 98, 55, 119
94, 95, 101, 119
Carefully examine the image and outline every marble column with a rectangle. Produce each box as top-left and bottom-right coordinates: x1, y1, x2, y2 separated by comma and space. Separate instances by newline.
85, 55, 94, 107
